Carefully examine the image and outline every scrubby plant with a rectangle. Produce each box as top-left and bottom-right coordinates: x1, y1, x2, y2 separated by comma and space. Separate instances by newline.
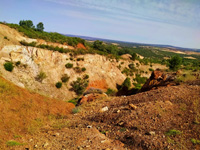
4, 36, 8, 40
35, 71, 47, 82
70, 77, 89, 95
55, 82, 62, 88
106, 88, 117, 96
65, 63, 73, 68
77, 58, 84, 61
128, 63, 135, 69
61, 74, 70, 83
15, 61, 21, 66
191, 138, 200, 145
72, 107, 80, 114
4, 62, 14, 72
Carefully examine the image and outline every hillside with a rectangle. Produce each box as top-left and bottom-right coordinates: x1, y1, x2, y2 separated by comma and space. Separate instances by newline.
0, 21, 200, 149
0, 76, 74, 149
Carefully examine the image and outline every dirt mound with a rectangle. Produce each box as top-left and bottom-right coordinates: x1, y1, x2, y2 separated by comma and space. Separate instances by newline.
140, 69, 179, 92
0, 76, 74, 149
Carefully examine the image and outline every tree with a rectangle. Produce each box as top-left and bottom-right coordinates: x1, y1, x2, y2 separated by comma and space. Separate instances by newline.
121, 77, 131, 90
168, 55, 182, 71
19, 20, 34, 28
36, 22, 44, 32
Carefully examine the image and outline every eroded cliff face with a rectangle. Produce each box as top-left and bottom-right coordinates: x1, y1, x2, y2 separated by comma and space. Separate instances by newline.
0, 44, 126, 100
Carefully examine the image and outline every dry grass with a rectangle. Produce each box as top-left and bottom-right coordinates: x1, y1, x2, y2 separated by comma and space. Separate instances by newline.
0, 76, 75, 149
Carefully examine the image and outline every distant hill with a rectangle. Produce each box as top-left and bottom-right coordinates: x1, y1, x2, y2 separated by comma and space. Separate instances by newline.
64, 34, 200, 52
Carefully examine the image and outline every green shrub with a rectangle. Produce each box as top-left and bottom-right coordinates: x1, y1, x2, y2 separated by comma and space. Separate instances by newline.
4, 62, 14, 72
55, 82, 62, 88
134, 74, 147, 84
35, 71, 47, 82
65, 63, 73, 68
61, 74, 70, 83
121, 77, 131, 89
165, 129, 181, 136
149, 68, 154, 71
70, 77, 89, 95
81, 67, 86, 72
6, 140, 24, 146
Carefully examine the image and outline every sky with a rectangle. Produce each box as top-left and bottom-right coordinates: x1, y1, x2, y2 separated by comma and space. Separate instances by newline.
0, 0, 200, 49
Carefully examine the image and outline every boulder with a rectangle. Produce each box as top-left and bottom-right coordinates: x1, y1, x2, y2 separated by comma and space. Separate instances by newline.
140, 69, 179, 92
78, 93, 108, 105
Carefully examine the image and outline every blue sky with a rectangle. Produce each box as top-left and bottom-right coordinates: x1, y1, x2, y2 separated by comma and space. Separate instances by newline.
0, 0, 200, 49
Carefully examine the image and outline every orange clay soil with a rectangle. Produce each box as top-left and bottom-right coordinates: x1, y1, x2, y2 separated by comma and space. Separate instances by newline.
0, 76, 74, 149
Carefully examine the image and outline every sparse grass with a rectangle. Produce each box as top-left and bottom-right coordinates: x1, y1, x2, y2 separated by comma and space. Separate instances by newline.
6, 140, 24, 146
191, 138, 200, 145
72, 107, 81, 114
165, 129, 181, 136
52, 120, 69, 129
120, 128, 127, 132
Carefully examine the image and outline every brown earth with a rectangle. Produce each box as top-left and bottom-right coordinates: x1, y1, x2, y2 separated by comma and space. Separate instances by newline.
9, 80, 200, 150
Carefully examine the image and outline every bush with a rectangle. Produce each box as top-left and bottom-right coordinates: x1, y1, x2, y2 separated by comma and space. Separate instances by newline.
81, 67, 86, 72
121, 77, 131, 89
149, 68, 154, 71
55, 82, 62, 88
4, 62, 14, 72
35, 71, 47, 82
61, 74, 70, 83
65, 63, 73, 68
70, 77, 89, 95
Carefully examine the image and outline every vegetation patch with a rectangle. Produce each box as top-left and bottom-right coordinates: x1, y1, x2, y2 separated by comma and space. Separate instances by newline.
6, 140, 24, 146
165, 129, 181, 136
191, 138, 200, 145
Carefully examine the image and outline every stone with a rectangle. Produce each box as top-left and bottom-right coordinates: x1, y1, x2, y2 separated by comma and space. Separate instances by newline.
129, 104, 137, 110
101, 106, 109, 112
